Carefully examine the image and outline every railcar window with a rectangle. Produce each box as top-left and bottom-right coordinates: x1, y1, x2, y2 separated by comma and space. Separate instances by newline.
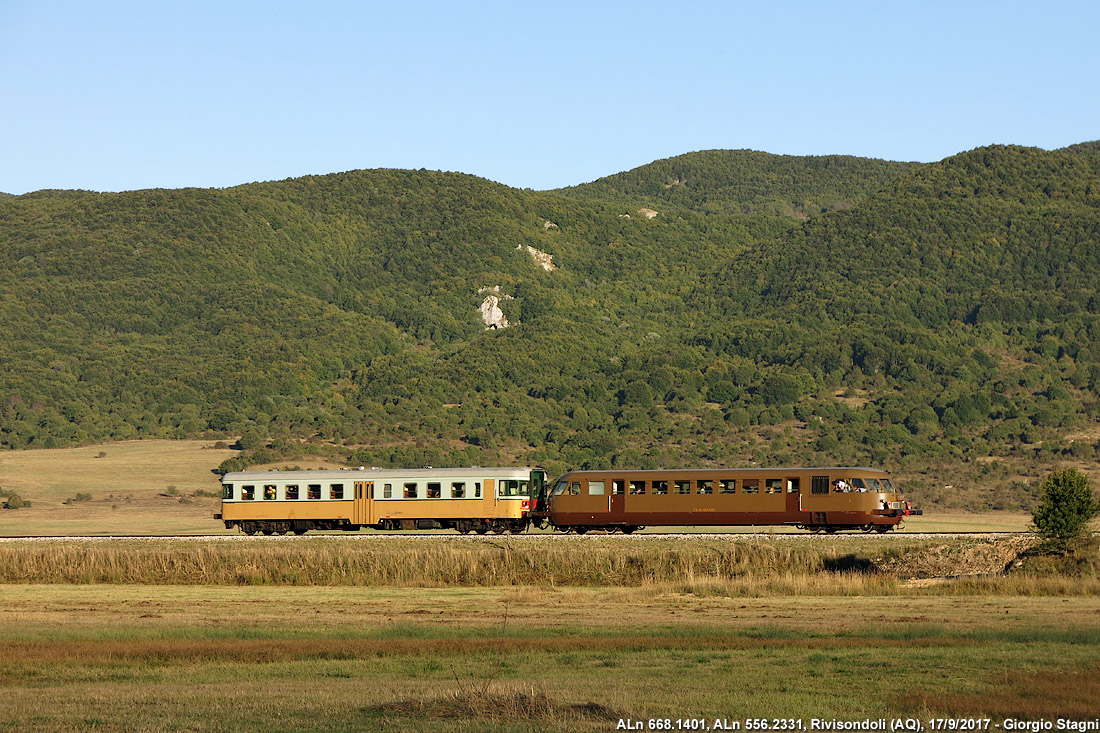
612, 480, 625, 495
811, 476, 830, 495
475, 483, 482, 498
222, 484, 234, 500
786, 478, 800, 494
330, 484, 344, 500
308, 484, 321, 500
404, 483, 418, 499
242, 485, 255, 501
568, 482, 581, 495
263, 484, 277, 501
384, 483, 392, 498
427, 482, 442, 499
697, 480, 713, 495
675, 480, 691, 494
588, 481, 605, 496
629, 480, 646, 495
742, 479, 758, 494
286, 484, 299, 500
865, 478, 883, 492
451, 482, 466, 498
765, 479, 783, 494
719, 479, 736, 494
499, 480, 528, 497
652, 480, 668, 495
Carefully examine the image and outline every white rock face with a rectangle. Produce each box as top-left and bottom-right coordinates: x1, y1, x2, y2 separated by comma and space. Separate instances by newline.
516, 244, 558, 271
477, 287, 513, 329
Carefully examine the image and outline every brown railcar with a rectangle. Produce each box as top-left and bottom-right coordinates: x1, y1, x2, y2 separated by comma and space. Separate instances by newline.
545, 467, 919, 533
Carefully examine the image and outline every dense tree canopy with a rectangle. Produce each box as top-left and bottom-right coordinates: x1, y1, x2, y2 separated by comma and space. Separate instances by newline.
2, 146, 1099, 510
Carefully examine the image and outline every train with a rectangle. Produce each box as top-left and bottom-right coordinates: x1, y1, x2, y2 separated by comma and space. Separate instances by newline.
217, 465, 919, 534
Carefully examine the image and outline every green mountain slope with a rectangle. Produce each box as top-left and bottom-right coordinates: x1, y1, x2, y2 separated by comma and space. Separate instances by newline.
556, 149, 921, 218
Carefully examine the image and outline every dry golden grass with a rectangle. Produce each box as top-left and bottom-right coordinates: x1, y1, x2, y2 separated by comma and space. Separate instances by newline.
0, 439, 233, 535
1, 535, 1097, 601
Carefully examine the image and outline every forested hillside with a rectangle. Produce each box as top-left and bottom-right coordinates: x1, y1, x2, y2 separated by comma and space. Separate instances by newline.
557, 150, 921, 218
1, 146, 1098, 510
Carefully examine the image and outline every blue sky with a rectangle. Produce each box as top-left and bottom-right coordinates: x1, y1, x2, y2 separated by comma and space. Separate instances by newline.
2, 0, 1097, 194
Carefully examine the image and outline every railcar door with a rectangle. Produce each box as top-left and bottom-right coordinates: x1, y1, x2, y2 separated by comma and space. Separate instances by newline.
608, 479, 625, 521
785, 477, 801, 518
353, 481, 374, 525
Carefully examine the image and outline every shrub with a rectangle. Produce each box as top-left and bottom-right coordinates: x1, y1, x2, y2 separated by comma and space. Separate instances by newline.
1031, 468, 1099, 550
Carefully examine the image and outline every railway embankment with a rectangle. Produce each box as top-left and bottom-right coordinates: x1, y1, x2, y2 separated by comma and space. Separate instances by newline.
0, 535, 1095, 593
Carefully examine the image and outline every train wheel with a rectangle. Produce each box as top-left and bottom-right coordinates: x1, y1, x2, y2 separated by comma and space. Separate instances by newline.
242, 526, 257, 536
861, 524, 874, 533
621, 526, 637, 534
475, 526, 488, 535
262, 530, 274, 536
293, 528, 307, 536
875, 525, 891, 533
458, 529, 471, 535
574, 528, 588, 535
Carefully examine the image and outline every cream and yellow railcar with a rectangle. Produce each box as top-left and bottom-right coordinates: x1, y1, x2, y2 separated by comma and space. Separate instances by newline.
218, 467, 545, 535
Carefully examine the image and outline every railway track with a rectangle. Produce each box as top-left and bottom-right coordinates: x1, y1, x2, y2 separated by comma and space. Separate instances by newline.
0, 531, 1027, 542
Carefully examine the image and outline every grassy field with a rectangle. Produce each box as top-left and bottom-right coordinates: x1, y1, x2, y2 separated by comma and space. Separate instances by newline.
1, 584, 1099, 731
0, 440, 1034, 535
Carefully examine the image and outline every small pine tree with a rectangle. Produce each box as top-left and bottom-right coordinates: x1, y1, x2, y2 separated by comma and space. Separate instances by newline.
1031, 468, 1099, 550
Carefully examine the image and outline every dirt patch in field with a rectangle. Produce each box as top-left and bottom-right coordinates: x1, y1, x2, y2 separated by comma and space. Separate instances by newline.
875, 537, 1033, 579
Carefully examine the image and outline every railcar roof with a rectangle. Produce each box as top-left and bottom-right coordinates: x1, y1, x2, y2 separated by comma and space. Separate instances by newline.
222, 467, 536, 481
556, 466, 888, 476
